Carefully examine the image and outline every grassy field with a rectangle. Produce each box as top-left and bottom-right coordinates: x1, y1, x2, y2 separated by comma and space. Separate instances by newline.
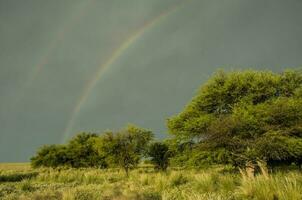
0, 163, 30, 171
0, 163, 302, 200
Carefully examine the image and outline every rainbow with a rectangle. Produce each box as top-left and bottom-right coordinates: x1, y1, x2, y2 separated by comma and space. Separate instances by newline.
0, 1, 96, 144
25, 0, 96, 88
61, 0, 189, 142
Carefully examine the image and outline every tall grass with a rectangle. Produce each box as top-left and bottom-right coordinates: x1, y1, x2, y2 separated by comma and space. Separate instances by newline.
0, 166, 301, 200
237, 172, 302, 200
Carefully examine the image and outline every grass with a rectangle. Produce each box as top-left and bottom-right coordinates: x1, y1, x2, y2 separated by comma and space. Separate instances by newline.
0, 163, 301, 200
0, 163, 30, 171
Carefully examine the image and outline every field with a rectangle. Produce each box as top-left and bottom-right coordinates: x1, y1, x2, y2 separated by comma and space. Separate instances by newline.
0, 163, 31, 171
0, 163, 301, 200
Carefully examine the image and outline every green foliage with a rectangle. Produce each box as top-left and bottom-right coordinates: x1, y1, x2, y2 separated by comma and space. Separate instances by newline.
31, 145, 68, 168
66, 132, 102, 168
148, 142, 172, 171
31, 125, 153, 172
31, 132, 101, 168
168, 69, 302, 168
96, 124, 154, 175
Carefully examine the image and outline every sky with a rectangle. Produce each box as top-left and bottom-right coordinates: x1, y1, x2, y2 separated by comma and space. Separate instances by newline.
1, 0, 302, 162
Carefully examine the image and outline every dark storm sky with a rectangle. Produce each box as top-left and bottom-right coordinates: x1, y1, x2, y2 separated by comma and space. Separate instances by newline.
1, 0, 302, 162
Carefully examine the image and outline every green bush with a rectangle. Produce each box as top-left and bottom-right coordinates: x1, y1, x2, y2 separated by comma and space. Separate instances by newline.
148, 142, 172, 171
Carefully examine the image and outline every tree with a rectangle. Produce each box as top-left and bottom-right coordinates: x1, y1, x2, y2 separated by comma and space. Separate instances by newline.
31, 145, 68, 168
167, 69, 302, 169
148, 142, 171, 171
31, 132, 103, 168
66, 132, 102, 168
97, 124, 153, 176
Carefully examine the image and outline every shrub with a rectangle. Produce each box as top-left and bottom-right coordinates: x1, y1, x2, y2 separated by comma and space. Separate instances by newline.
148, 142, 172, 171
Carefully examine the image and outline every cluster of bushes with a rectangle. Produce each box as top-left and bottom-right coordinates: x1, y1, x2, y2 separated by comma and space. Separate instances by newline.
31, 125, 171, 174
32, 69, 302, 173
31, 133, 100, 168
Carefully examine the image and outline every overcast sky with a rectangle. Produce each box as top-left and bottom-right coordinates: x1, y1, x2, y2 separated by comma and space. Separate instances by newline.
1, 0, 302, 162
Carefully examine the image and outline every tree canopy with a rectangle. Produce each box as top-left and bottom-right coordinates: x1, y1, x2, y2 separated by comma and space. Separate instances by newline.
167, 70, 302, 167
95, 124, 153, 175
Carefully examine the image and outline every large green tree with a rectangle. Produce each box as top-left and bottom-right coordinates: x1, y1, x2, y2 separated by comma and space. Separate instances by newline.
167, 70, 302, 168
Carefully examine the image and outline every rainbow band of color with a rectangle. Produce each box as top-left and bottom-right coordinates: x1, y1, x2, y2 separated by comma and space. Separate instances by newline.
61, 0, 190, 142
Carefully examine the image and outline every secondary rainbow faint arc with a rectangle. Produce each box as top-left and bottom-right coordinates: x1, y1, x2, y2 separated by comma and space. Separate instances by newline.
25, 0, 96, 88
61, 1, 189, 142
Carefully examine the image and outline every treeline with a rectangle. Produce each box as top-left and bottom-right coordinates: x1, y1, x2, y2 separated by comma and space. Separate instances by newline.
31, 69, 302, 174
31, 125, 171, 174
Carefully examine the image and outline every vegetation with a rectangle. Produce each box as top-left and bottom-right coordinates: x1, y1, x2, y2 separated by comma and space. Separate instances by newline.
3, 69, 302, 199
31, 133, 101, 168
168, 69, 302, 171
0, 164, 302, 200
148, 142, 172, 171
31, 124, 154, 175
31, 70, 302, 173
94, 124, 153, 175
